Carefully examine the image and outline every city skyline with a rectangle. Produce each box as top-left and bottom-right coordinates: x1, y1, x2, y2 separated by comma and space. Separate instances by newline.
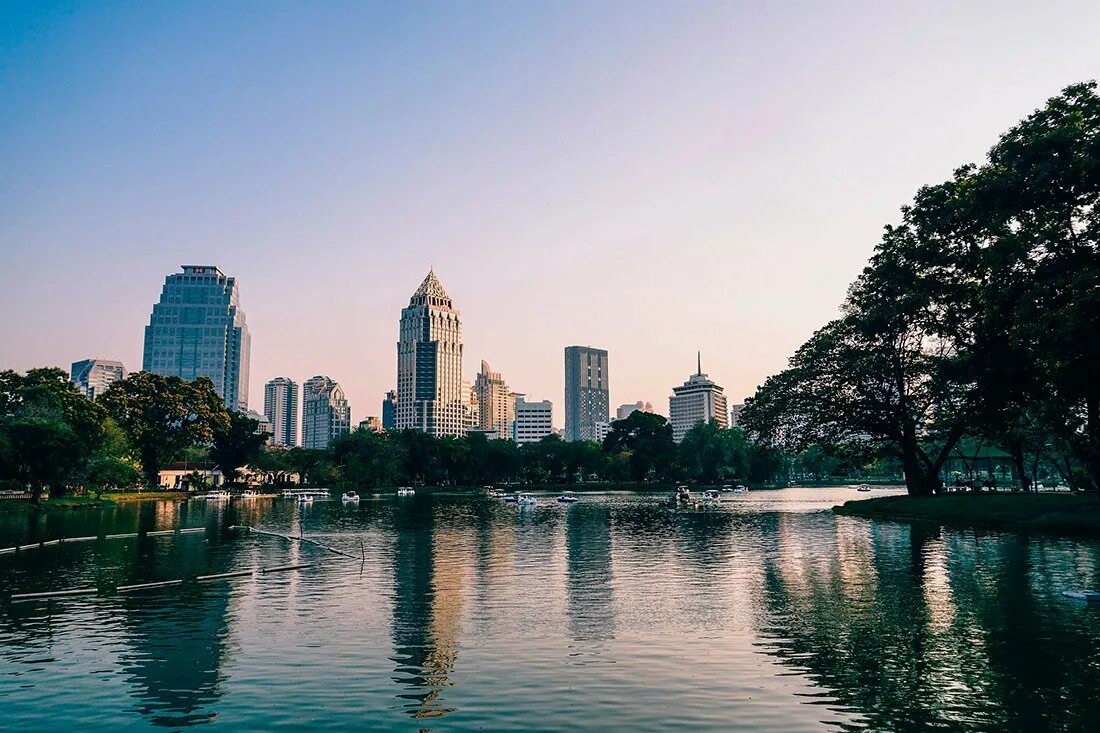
3, 2, 1098, 426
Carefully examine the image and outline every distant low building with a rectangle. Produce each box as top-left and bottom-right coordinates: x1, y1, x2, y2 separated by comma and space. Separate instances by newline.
668, 353, 729, 442
514, 396, 553, 445
158, 462, 223, 490
70, 359, 127, 400
616, 401, 653, 420
245, 409, 274, 443
359, 416, 383, 433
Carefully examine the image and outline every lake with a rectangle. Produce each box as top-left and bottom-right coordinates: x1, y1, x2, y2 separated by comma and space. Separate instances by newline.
2, 488, 1099, 731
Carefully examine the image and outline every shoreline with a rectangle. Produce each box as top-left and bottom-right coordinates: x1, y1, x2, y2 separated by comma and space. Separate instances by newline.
834, 493, 1100, 537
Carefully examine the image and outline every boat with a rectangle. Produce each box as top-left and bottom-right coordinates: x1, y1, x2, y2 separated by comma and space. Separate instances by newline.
719, 485, 733, 493
857, 484, 873, 492
733, 485, 748, 494
502, 494, 518, 503
516, 493, 537, 506
341, 491, 359, 503
297, 494, 313, 504
702, 489, 720, 502
397, 487, 415, 497
1063, 590, 1100, 602
205, 490, 230, 501
557, 495, 579, 503
241, 489, 259, 499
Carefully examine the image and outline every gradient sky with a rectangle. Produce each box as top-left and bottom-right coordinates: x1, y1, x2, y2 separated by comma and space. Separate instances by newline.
2, 1, 1098, 425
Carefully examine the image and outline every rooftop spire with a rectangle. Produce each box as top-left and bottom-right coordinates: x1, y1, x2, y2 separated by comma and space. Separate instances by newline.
697, 350, 702, 376
413, 269, 450, 300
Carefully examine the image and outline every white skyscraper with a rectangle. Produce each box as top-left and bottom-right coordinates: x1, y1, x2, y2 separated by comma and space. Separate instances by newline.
513, 395, 553, 445
668, 353, 729, 442
474, 360, 514, 440
263, 377, 299, 447
396, 270, 465, 436
302, 375, 351, 449
70, 359, 127, 400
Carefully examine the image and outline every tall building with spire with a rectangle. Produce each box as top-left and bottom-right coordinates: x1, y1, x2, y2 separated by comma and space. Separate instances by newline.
668, 352, 729, 442
474, 360, 514, 439
564, 345, 609, 441
142, 265, 251, 409
396, 270, 465, 436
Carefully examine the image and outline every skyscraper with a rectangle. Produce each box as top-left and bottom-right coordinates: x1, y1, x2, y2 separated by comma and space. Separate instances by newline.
564, 346, 609, 442
514, 395, 553, 445
382, 389, 397, 431
668, 353, 729, 442
616, 401, 654, 420
142, 265, 251, 409
474, 360, 514, 439
263, 377, 299, 447
70, 359, 127, 400
396, 270, 464, 437
302, 375, 351, 449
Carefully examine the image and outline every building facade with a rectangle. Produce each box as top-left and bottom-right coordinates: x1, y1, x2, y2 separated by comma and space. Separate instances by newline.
564, 345, 609, 442
142, 265, 251, 409
396, 271, 465, 436
70, 359, 127, 400
263, 377, 299, 447
382, 389, 397, 430
513, 396, 553, 445
302, 375, 351, 449
474, 360, 514, 440
668, 354, 729, 442
615, 401, 654, 420
729, 403, 745, 428
245, 409, 274, 443
358, 416, 383, 433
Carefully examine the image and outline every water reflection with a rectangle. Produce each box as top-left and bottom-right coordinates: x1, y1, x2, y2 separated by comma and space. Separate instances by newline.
3, 491, 1100, 732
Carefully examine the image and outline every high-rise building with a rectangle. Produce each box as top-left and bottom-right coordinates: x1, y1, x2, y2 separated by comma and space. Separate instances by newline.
668, 353, 729, 442
70, 359, 127, 400
564, 346, 609, 442
263, 377, 299, 447
461, 379, 479, 434
514, 395, 553, 445
594, 421, 612, 443
142, 265, 251, 409
302, 375, 351, 449
729, 403, 745, 428
382, 389, 397, 431
245, 409, 274, 443
474, 360, 514, 440
615, 401, 654, 420
396, 271, 464, 437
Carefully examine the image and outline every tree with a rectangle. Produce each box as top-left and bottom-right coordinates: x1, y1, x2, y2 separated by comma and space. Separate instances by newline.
678, 422, 750, 484
210, 410, 269, 487
331, 430, 404, 488
602, 411, 676, 483
100, 373, 229, 489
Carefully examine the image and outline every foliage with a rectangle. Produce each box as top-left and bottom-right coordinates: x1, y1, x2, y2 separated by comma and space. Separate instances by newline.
210, 410, 269, 486
602, 411, 677, 483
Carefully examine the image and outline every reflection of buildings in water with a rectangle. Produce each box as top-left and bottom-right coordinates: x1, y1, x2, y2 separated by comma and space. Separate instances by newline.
390, 501, 471, 720
565, 504, 614, 642
118, 590, 232, 728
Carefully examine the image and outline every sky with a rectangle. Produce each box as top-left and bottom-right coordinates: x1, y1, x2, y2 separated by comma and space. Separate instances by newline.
2, 1, 1098, 425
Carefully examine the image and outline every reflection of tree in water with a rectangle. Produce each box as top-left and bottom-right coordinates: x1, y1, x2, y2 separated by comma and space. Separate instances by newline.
756, 516, 1100, 732
390, 498, 466, 720
566, 504, 614, 642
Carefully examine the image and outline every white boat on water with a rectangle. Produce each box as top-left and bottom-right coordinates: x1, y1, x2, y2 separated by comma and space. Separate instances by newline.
341, 491, 359, 503
1063, 590, 1100, 602
557, 495, 579, 503
857, 484, 873, 492
397, 487, 415, 497
297, 493, 314, 504
668, 485, 692, 503
702, 489, 720, 503
517, 493, 537, 506
502, 494, 518, 503
205, 490, 230, 501
733, 485, 748, 494
241, 490, 260, 499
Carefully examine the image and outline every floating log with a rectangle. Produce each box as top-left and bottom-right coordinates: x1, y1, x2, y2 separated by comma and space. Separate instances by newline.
116, 579, 184, 593
261, 563, 312, 574
0, 547, 16, 554
16, 544, 40, 552
196, 570, 253, 582
41, 539, 61, 546
178, 527, 205, 534
64, 536, 99, 543
105, 532, 139, 540
12, 587, 97, 601
145, 529, 176, 537
238, 525, 357, 559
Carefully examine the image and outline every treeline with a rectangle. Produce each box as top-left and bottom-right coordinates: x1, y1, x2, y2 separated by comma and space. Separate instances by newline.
1, 369, 897, 499
740, 82, 1100, 496
0, 369, 267, 502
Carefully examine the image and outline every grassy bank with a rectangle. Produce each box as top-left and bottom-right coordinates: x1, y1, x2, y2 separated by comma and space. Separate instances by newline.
0, 491, 189, 512
835, 493, 1100, 536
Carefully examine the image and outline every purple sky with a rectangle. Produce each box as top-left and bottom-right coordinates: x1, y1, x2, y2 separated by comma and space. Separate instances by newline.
2, 1, 1098, 425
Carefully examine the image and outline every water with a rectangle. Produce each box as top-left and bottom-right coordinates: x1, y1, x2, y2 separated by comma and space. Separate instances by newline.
2, 488, 1099, 732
